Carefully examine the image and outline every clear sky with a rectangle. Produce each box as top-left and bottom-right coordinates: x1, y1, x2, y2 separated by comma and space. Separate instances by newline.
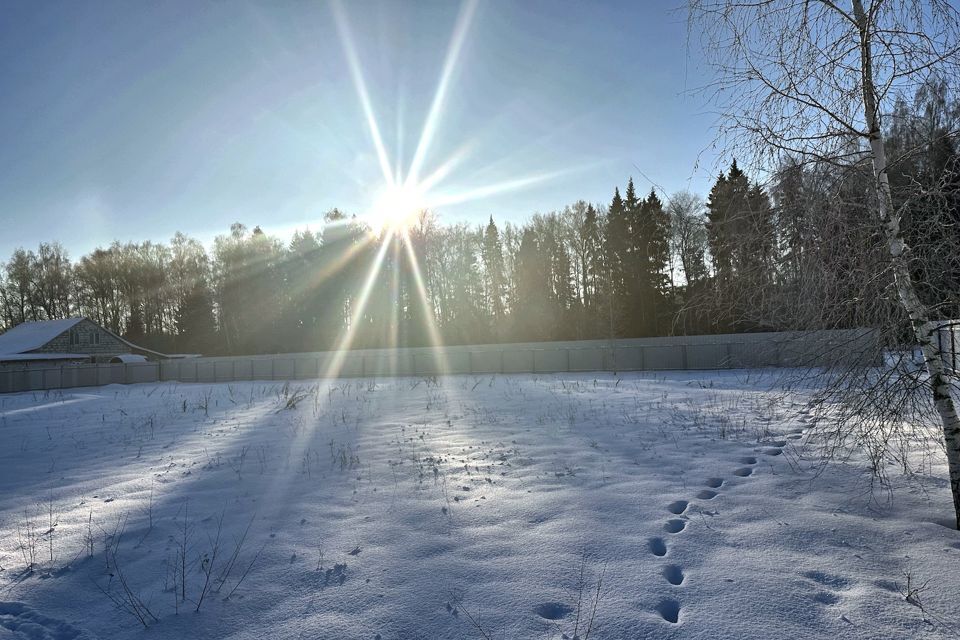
0, 0, 718, 260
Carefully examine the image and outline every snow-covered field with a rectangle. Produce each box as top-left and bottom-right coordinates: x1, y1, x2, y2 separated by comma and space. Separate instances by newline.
0, 371, 957, 639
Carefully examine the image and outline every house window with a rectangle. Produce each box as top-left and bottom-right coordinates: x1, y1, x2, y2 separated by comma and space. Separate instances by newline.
93, 331, 100, 345
69, 328, 80, 346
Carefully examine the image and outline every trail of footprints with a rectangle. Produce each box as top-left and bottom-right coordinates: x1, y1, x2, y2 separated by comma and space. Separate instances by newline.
648, 434, 796, 625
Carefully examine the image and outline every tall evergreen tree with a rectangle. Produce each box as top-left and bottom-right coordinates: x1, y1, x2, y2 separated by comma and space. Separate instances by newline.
482, 216, 507, 332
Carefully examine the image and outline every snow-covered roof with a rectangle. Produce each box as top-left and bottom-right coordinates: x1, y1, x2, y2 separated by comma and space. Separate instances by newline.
109, 354, 148, 363
0, 318, 84, 356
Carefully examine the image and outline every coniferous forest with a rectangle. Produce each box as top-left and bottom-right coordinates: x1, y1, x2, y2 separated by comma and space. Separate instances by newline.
1, 83, 958, 356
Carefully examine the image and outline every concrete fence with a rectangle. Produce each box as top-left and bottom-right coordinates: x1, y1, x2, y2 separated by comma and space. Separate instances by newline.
0, 329, 878, 394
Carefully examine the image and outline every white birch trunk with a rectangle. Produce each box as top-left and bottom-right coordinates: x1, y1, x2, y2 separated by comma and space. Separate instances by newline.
853, 0, 960, 528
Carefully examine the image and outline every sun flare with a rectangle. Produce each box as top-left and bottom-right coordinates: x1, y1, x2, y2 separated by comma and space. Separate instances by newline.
370, 182, 428, 232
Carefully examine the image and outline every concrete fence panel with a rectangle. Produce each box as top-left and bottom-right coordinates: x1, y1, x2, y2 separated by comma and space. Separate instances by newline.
503, 349, 535, 373
412, 352, 440, 376
43, 368, 62, 389
273, 359, 295, 380
643, 345, 686, 370
336, 355, 365, 378
613, 346, 644, 371
197, 361, 216, 383
534, 349, 569, 373
234, 359, 253, 381
727, 341, 780, 369
447, 351, 472, 375
75, 365, 98, 388
470, 350, 502, 374
685, 343, 728, 370
294, 357, 319, 380
569, 348, 605, 372
251, 359, 273, 380
213, 361, 233, 382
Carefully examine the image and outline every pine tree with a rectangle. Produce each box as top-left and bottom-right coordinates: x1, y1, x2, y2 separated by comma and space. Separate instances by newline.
514, 227, 550, 340
603, 187, 629, 337
482, 216, 507, 333
641, 189, 672, 334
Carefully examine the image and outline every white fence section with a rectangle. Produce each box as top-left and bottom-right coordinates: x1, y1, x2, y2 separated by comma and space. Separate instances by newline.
0, 329, 878, 394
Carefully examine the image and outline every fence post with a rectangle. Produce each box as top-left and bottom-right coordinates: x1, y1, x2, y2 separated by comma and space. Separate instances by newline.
468, 351, 473, 374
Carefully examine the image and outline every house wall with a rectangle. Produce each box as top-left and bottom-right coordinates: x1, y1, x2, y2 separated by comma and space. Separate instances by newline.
32, 319, 131, 361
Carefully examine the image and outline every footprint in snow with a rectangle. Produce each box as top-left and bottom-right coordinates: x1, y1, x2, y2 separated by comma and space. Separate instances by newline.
648, 537, 668, 557
664, 519, 686, 534
803, 570, 851, 590
534, 602, 573, 620
761, 447, 783, 456
662, 564, 685, 586
767, 440, 788, 447
705, 478, 724, 488
733, 467, 754, 477
696, 489, 718, 500
0, 601, 91, 639
655, 598, 681, 624
738, 456, 758, 465
666, 500, 689, 515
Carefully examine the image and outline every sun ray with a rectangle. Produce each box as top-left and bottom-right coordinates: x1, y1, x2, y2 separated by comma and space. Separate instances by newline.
320, 235, 393, 379
399, 227, 450, 377
425, 168, 578, 209
405, 0, 478, 186
332, 0, 395, 187
283, 231, 374, 302
415, 141, 476, 195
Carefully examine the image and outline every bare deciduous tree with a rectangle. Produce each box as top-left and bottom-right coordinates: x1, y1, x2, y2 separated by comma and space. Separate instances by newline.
690, 0, 960, 525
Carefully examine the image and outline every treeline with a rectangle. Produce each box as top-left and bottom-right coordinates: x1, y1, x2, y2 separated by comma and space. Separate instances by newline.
1, 85, 958, 356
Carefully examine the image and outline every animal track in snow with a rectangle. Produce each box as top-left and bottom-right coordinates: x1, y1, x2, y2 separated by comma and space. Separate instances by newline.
768, 440, 788, 447
664, 519, 686, 534
662, 564, 685, 585
534, 602, 573, 620
655, 598, 681, 623
761, 447, 783, 456
738, 456, 757, 465
696, 489, 717, 500
648, 537, 668, 556
733, 467, 754, 477
803, 571, 851, 589
705, 477, 724, 488
812, 591, 839, 605
0, 601, 90, 640
667, 500, 689, 515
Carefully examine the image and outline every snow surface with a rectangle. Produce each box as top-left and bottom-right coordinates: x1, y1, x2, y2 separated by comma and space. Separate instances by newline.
0, 319, 83, 356
0, 371, 957, 639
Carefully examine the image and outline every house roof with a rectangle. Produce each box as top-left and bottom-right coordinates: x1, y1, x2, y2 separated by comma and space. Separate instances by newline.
0, 317, 169, 360
0, 318, 84, 356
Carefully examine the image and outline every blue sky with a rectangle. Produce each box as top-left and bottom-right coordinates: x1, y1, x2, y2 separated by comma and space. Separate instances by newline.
0, 0, 718, 259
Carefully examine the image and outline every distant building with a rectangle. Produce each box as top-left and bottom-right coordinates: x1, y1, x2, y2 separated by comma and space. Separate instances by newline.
0, 317, 166, 368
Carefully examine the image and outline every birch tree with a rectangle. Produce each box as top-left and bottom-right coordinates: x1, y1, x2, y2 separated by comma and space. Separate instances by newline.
690, 0, 960, 525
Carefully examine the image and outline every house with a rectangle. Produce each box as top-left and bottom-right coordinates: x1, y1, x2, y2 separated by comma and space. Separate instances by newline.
0, 317, 166, 368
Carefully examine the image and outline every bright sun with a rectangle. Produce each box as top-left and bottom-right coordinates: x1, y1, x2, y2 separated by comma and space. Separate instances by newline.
369, 182, 427, 233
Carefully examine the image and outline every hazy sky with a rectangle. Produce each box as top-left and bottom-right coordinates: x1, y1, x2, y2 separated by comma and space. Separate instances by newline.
0, 0, 718, 259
